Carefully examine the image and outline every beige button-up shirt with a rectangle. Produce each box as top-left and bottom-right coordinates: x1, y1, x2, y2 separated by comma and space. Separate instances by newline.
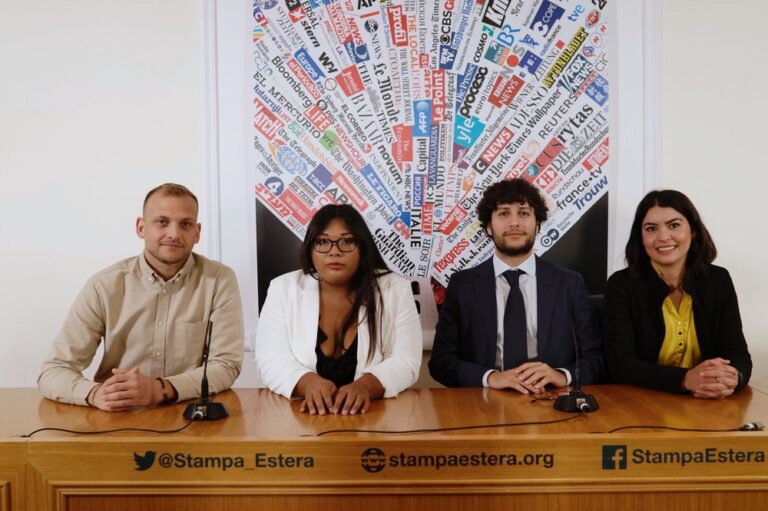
38, 253, 244, 406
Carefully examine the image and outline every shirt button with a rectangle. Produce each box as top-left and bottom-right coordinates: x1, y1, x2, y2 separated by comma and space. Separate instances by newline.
158, 321, 163, 326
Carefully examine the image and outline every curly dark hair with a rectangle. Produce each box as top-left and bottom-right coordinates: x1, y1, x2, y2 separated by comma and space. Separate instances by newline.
625, 189, 717, 276
299, 204, 391, 361
477, 178, 549, 231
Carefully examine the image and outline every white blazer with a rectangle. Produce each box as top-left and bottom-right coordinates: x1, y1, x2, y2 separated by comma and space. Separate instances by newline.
254, 270, 422, 399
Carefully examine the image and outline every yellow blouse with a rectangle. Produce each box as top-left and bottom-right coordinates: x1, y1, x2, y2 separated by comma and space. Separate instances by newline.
657, 292, 702, 369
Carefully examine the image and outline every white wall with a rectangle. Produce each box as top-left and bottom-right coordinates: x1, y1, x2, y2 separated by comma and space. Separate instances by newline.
0, 1, 209, 386
661, 0, 768, 391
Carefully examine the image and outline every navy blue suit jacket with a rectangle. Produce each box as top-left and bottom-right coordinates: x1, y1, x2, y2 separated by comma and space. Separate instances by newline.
428, 257, 605, 387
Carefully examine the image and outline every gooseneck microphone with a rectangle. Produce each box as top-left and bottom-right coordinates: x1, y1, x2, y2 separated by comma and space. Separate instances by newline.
183, 321, 229, 421
554, 367, 599, 413
554, 321, 599, 413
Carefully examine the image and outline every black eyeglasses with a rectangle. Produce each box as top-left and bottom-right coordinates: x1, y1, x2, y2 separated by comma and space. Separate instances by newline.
312, 237, 358, 253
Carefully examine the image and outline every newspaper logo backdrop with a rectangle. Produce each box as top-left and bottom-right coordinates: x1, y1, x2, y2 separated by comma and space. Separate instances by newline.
252, 0, 609, 286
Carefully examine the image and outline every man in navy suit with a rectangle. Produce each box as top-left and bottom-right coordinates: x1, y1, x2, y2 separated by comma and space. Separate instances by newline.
429, 179, 604, 392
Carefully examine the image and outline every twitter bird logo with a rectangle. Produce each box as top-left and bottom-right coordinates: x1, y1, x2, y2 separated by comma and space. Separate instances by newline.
134, 451, 156, 471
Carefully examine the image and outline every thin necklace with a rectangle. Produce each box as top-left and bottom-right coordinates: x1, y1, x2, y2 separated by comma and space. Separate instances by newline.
651, 263, 684, 294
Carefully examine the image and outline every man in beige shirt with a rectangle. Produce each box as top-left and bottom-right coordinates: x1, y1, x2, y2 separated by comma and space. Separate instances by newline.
38, 183, 244, 411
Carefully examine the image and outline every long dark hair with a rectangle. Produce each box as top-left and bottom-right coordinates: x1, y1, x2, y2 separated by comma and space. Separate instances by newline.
625, 190, 717, 276
299, 204, 391, 360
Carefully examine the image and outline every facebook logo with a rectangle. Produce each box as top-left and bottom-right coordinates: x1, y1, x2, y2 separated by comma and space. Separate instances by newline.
602, 445, 628, 470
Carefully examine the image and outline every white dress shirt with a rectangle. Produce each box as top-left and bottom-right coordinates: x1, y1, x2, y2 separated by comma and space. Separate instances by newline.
482, 253, 571, 387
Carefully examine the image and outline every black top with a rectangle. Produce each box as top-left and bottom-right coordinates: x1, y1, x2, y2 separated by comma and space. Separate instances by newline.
604, 262, 752, 393
315, 327, 358, 388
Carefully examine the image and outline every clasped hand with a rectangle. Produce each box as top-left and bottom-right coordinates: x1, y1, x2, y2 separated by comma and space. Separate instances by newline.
88, 367, 160, 411
488, 361, 568, 394
684, 358, 739, 399
298, 373, 371, 416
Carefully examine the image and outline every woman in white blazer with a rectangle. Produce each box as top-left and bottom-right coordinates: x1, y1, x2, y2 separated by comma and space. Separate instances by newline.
255, 205, 422, 415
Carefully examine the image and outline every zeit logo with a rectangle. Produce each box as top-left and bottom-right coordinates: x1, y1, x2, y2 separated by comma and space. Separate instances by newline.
132, 451, 315, 471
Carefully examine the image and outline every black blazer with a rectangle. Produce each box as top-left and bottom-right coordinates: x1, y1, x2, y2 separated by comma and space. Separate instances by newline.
428, 257, 605, 387
604, 263, 752, 393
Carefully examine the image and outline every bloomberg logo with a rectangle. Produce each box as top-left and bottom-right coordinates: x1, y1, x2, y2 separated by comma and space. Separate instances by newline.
602, 445, 628, 470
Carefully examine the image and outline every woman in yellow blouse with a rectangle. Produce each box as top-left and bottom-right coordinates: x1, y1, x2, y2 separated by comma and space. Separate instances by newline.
604, 190, 751, 397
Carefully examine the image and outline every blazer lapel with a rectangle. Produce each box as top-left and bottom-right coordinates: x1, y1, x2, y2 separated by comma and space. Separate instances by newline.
473, 258, 499, 366
683, 273, 712, 358
536, 258, 557, 357
297, 274, 321, 367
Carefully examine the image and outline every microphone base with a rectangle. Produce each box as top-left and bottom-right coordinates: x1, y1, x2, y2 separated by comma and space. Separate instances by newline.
183, 401, 229, 421
554, 391, 599, 413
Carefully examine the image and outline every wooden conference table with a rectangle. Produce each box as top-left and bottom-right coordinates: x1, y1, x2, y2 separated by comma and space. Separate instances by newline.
1, 385, 767, 510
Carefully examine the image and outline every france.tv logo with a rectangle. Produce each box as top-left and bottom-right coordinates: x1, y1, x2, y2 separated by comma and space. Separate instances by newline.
602, 445, 627, 470
134, 451, 157, 471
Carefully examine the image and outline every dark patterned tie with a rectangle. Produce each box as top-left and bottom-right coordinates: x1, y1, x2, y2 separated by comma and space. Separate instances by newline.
502, 269, 527, 370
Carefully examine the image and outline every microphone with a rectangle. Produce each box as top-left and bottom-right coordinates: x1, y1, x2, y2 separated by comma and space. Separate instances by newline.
554, 368, 599, 412
183, 321, 229, 421
554, 311, 599, 413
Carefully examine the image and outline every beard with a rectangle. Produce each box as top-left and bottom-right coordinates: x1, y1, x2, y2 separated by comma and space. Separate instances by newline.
492, 232, 535, 257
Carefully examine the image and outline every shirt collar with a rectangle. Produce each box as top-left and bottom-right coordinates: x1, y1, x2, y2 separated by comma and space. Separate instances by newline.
492, 252, 537, 279
138, 252, 197, 285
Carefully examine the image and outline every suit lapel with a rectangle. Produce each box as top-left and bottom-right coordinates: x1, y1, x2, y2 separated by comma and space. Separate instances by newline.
683, 274, 711, 358
536, 258, 557, 357
473, 258, 499, 366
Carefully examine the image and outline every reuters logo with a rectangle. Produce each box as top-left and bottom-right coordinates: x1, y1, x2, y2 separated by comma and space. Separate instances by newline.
361, 448, 387, 473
